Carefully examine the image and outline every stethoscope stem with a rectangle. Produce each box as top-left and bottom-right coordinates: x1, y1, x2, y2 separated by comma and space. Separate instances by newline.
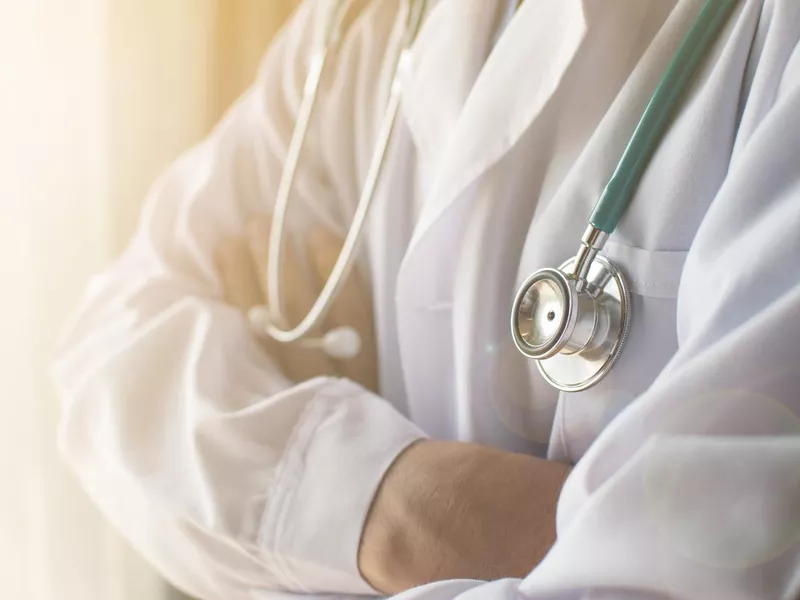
571, 225, 609, 294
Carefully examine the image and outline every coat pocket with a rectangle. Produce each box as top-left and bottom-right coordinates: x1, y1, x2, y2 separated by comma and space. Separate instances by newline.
602, 241, 688, 299
550, 242, 690, 463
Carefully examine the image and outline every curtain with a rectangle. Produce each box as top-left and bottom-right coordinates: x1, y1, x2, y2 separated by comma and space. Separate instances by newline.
0, 1, 299, 599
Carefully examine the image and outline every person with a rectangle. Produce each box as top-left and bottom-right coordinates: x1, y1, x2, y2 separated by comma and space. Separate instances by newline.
54, 0, 800, 599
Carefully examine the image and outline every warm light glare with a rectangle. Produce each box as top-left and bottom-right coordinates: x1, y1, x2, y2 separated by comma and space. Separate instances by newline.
0, 2, 296, 598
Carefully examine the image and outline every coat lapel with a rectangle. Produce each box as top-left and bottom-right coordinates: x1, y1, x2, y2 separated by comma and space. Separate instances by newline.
393, 0, 685, 440
398, 0, 509, 170
393, 0, 589, 436
405, 0, 589, 263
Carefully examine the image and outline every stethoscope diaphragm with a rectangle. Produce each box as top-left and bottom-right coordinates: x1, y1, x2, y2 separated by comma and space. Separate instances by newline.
512, 255, 631, 393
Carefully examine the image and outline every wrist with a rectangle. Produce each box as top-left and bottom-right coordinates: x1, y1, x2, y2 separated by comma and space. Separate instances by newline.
358, 440, 449, 593
358, 440, 570, 594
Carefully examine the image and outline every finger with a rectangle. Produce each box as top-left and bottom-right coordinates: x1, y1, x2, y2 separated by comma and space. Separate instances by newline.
214, 234, 293, 369
214, 236, 264, 312
309, 228, 379, 392
246, 216, 336, 382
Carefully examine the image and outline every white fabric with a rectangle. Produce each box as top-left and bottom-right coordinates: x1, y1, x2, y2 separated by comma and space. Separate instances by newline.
0, 0, 256, 598
54, 1, 800, 600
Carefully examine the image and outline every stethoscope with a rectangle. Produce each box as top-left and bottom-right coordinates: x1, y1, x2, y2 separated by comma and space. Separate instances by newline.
511, 0, 737, 392
248, 0, 428, 359
250, 0, 737, 391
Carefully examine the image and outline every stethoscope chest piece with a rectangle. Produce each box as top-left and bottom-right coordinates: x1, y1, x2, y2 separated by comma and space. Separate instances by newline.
509, 0, 739, 391
511, 255, 631, 393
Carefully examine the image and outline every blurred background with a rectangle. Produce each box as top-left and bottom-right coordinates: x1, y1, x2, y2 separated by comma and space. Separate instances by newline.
0, 1, 299, 598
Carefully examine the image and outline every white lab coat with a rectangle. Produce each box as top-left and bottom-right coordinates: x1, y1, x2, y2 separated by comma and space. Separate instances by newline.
54, 0, 800, 599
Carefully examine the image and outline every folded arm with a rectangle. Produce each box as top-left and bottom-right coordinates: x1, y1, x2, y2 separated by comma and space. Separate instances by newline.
382, 28, 800, 600
54, 3, 423, 597
54, 2, 569, 598
359, 441, 570, 595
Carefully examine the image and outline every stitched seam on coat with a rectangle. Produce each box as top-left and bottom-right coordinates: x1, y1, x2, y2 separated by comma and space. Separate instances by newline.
257, 378, 349, 592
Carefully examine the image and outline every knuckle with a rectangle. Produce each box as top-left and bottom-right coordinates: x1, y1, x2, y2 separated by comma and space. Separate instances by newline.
214, 236, 247, 268
245, 214, 272, 241
309, 230, 343, 270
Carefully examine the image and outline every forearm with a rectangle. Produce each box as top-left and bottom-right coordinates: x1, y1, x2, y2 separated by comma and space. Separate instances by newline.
358, 440, 571, 594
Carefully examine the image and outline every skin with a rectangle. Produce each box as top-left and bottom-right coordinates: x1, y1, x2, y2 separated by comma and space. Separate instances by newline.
214, 214, 379, 392
215, 214, 569, 594
359, 441, 570, 594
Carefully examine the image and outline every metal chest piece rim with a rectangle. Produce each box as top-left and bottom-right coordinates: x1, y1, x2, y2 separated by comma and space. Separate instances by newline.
511, 255, 632, 393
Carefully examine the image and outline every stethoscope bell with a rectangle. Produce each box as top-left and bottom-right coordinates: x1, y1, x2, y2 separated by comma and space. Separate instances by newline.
511, 255, 631, 393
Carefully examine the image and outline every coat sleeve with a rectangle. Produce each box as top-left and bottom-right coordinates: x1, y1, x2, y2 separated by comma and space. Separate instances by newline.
53, 2, 424, 599
388, 18, 800, 600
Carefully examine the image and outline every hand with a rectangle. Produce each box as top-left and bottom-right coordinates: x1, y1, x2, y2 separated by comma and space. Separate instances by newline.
214, 214, 379, 392
359, 441, 571, 594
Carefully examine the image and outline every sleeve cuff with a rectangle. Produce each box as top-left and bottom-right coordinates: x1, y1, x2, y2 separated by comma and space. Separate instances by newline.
260, 378, 427, 595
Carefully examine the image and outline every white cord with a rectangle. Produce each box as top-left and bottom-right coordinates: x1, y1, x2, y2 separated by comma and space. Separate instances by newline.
248, 307, 361, 359
256, 0, 428, 353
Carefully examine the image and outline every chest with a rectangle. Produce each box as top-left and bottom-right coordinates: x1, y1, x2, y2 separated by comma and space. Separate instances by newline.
362, 0, 771, 456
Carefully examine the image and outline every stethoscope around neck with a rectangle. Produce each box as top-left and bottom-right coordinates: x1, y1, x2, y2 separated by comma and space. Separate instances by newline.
248, 0, 428, 360
250, 0, 738, 391
511, 0, 737, 392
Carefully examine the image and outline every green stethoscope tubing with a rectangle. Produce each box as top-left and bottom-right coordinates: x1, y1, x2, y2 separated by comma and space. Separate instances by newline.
511, 0, 739, 391
591, 0, 738, 234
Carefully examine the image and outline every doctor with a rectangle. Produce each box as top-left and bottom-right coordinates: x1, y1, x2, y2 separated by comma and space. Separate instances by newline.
54, 0, 800, 599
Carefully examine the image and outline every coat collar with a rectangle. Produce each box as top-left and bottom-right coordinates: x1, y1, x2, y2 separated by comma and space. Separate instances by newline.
398, 0, 510, 167
400, 0, 589, 256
